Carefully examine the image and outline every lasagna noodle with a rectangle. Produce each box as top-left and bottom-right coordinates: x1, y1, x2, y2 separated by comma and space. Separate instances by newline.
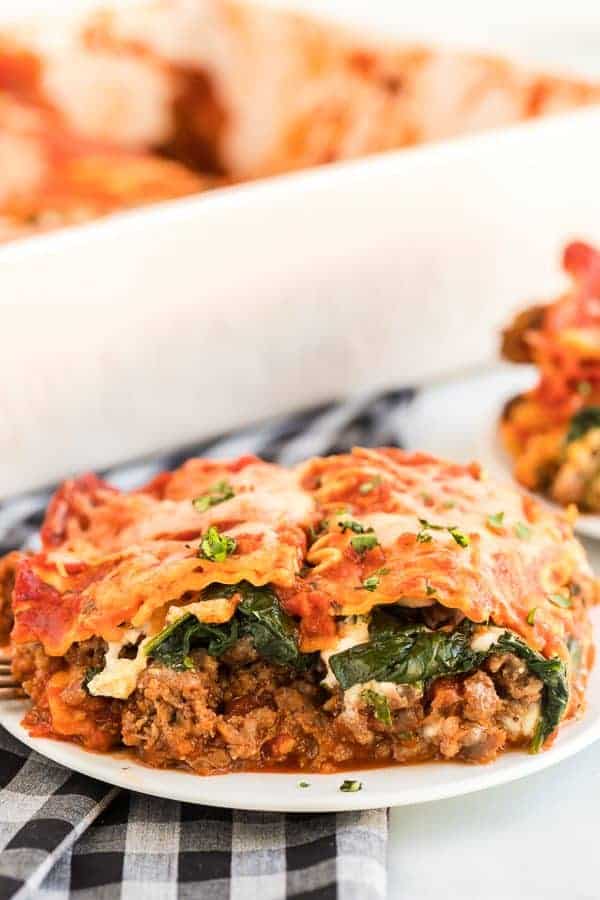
12, 458, 314, 655
287, 448, 594, 661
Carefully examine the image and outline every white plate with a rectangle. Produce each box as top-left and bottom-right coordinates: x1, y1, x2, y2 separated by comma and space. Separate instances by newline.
402, 365, 600, 541
1, 604, 599, 812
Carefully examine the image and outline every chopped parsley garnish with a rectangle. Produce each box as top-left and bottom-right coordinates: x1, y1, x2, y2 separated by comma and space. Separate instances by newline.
549, 593, 572, 609
351, 533, 379, 554
514, 522, 532, 540
425, 580, 437, 596
192, 480, 234, 512
486, 511, 505, 530
340, 779, 362, 793
577, 380, 592, 397
361, 575, 380, 592
527, 608, 537, 625
448, 527, 469, 548
339, 520, 379, 553
357, 568, 389, 592
418, 517, 444, 531
362, 689, 392, 726
442, 500, 456, 509
198, 526, 236, 562
417, 518, 470, 548
339, 519, 370, 534
298, 781, 310, 789
359, 476, 382, 495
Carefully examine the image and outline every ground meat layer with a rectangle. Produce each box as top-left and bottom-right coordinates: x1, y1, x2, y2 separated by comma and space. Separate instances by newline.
13, 636, 545, 772
15, 638, 123, 751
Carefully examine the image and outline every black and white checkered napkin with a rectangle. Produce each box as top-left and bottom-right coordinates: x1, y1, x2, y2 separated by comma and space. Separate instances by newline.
0, 388, 415, 900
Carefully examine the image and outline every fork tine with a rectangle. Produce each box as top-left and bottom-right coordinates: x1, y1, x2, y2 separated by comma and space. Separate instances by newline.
0, 650, 11, 665
0, 686, 26, 700
0, 674, 17, 687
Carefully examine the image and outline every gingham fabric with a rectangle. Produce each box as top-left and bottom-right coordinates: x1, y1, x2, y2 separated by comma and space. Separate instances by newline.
0, 387, 415, 900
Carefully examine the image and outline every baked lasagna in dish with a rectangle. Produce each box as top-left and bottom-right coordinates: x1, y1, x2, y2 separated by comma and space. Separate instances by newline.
2, 448, 596, 773
501, 241, 600, 511
2, 0, 600, 241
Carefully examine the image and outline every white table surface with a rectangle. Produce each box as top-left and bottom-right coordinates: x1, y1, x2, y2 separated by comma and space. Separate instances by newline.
388, 737, 600, 900
388, 600, 600, 900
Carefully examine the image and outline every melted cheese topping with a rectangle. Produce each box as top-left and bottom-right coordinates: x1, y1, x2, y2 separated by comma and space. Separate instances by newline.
293, 447, 594, 659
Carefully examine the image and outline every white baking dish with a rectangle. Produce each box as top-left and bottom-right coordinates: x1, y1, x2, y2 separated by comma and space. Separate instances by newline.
1, 4, 600, 496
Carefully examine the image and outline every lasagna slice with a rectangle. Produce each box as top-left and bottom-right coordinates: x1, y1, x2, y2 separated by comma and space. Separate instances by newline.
501, 241, 600, 511
7, 448, 596, 772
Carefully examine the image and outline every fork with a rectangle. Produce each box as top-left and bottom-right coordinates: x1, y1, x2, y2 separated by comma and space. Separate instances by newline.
0, 647, 26, 699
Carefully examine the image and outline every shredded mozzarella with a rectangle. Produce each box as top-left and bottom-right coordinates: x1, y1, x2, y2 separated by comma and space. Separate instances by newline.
470, 625, 506, 653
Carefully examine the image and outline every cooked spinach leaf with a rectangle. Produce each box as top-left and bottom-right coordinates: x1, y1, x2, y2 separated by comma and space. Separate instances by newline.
330, 619, 481, 691
236, 584, 311, 668
494, 631, 568, 752
145, 582, 311, 671
567, 406, 600, 443
145, 613, 239, 670
329, 618, 569, 753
